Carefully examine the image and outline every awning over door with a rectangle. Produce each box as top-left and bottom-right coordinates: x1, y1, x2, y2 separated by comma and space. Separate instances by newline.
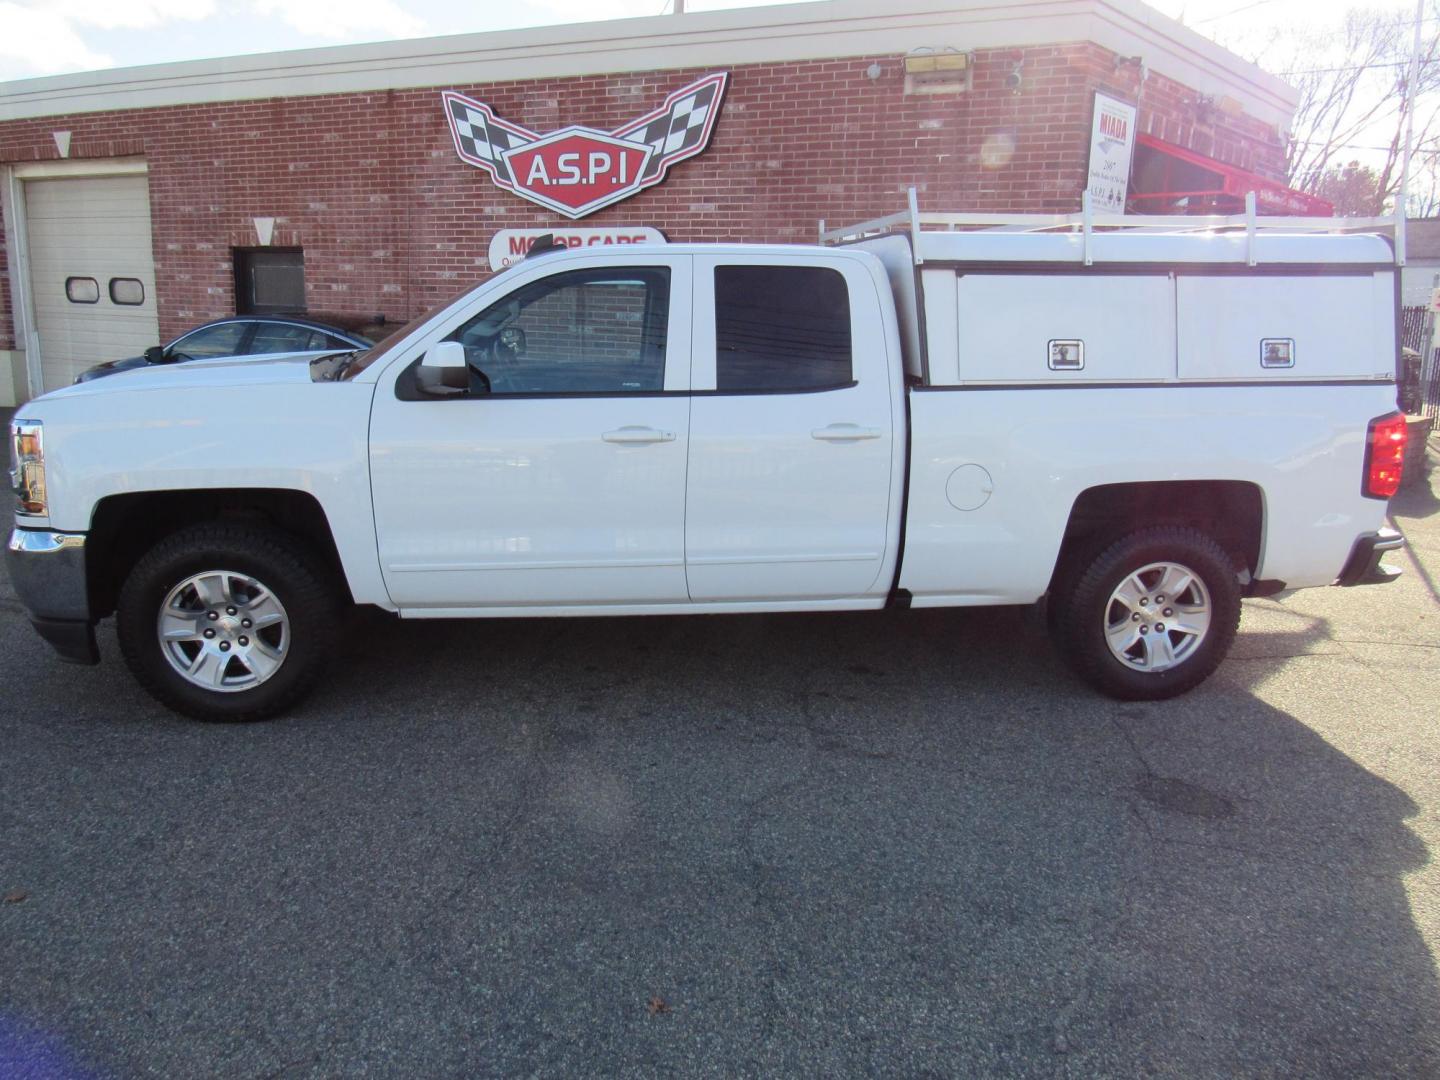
1128, 133, 1333, 216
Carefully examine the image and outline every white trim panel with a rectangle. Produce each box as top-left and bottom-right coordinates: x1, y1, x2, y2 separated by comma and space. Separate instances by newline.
397, 597, 891, 618
0, 0, 1296, 127
11, 159, 148, 180
0, 350, 17, 406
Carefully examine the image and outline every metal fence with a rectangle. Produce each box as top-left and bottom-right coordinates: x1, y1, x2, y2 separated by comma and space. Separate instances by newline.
1400, 306, 1439, 419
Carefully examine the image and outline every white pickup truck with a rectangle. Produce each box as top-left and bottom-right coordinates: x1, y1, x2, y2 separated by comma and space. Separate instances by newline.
7, 197, 1411, 720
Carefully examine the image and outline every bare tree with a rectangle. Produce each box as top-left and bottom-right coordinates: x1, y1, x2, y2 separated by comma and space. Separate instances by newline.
1407, 148, 1440, 214
1232, 6, 1440, 213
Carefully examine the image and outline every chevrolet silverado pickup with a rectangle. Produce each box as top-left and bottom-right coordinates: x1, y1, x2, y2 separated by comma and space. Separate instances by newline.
7, 198, 1410, 720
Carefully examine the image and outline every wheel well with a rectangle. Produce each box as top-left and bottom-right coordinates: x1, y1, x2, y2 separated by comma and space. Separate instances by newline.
1050, 481, 1264, 593
87, 488, 350, 618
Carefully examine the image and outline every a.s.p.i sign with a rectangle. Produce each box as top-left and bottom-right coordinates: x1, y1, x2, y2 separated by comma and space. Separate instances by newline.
442, 73, 727, 219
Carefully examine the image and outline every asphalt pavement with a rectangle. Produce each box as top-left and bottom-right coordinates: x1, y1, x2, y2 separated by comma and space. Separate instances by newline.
1, 443, 1438, 1078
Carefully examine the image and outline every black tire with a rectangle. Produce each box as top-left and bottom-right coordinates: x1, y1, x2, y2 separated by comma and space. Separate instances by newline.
1050, 525, 1242, 701
117, 523, 341, 721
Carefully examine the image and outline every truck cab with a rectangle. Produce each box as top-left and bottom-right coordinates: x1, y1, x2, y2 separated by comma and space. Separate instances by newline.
360, 245, 906, 613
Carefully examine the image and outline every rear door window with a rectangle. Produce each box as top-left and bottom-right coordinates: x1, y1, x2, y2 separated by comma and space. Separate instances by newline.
713, 266, 852, 392
171, 322, 248, 359
248, 323, 323, 354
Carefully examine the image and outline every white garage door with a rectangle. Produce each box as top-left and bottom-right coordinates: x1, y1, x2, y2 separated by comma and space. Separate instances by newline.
26, 175, 160, 391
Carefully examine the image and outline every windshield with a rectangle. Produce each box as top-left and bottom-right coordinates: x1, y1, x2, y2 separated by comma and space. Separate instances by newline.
339, 279, 485, 380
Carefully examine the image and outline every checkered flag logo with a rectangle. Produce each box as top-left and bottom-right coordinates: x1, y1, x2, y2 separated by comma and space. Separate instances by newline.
442, 94, 537, 189
442, 73, 728, 218
614, 72, 727, 183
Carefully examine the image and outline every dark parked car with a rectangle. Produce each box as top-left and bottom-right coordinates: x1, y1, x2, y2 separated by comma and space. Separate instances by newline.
75, 316, 373, 383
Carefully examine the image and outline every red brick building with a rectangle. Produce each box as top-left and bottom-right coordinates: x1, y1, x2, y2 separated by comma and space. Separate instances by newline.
0, 0, 1306, 401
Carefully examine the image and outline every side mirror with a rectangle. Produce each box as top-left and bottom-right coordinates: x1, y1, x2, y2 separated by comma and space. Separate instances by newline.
143, 345, 166, 364
417, 341, 469, 395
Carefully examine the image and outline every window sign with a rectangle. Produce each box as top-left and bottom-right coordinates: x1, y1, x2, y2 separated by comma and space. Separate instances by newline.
1087, 92, 1138, 213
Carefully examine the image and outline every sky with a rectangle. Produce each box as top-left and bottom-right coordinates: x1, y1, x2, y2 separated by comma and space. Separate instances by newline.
0, 0, 1423, 82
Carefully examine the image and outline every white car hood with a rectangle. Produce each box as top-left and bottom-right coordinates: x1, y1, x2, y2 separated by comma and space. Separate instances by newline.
41, 351, 337, 400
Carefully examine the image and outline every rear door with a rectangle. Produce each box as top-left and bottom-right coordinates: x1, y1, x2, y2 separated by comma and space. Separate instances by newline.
684, 256, 898, 602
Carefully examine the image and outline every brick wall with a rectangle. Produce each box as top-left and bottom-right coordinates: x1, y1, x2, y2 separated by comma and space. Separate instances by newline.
0, 44, 1285, 351
1134, 68, 1286, 176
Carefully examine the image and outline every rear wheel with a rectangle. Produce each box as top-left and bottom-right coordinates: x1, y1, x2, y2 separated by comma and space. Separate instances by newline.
117, 524, 340, 721
1051, 526, 1241, 700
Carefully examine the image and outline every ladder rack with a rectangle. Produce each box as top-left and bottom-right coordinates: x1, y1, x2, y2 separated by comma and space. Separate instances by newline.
818, 188, 1406, 267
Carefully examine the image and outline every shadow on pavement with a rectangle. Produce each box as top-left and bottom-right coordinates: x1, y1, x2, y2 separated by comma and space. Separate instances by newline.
1393, 451, 1439, 522
1, 592, 1436, 1076
1393, 444, 1440, 605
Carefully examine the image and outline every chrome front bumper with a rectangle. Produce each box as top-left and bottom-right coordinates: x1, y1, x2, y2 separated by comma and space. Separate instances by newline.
5, 527, 98, 664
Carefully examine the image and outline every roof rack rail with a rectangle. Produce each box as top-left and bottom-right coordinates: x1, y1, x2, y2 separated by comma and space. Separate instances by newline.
819, 188, 1406, 267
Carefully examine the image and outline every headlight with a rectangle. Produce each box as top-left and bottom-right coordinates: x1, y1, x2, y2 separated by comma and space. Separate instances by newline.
9, 419, 46, 517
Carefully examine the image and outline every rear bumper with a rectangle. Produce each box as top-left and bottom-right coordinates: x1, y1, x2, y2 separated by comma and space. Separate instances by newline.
1336, 527, 1406, 587
5, 527, 99, 664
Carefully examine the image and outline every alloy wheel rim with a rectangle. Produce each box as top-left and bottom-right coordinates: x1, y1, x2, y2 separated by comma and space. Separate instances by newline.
1103, 561, 1212, 673
156, 570, 290, 693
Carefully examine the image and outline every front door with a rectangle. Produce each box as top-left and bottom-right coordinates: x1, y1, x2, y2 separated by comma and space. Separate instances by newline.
369, 255, 692, 610
684, 257, 899, 602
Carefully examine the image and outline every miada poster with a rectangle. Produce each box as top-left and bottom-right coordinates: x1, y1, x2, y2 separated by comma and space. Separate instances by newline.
1087, 93, 1138, 213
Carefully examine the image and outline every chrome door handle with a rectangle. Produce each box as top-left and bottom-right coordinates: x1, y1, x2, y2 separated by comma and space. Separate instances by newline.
602, 426, 676, 444
811, 424, 883, 441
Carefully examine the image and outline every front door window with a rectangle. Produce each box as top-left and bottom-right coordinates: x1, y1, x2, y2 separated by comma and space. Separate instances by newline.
445, 268, 670, 395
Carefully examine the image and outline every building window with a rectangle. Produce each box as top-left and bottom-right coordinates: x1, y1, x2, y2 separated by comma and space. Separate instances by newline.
235, 248, 305, 314
65, 276, 99, 304
109, 277, 145, 305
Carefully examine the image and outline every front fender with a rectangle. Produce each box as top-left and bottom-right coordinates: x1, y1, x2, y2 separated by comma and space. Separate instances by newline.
23, 381, 390, 609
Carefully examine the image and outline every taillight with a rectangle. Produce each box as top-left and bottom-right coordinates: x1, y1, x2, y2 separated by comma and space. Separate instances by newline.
1363, 412, 1408, 499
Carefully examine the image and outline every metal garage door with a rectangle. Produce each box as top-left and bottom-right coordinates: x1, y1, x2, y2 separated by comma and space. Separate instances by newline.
26, 175, 159, 391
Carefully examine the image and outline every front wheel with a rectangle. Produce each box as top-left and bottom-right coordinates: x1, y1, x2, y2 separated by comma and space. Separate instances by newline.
1050, 526, 1242, 701
117, 524, 341, 721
